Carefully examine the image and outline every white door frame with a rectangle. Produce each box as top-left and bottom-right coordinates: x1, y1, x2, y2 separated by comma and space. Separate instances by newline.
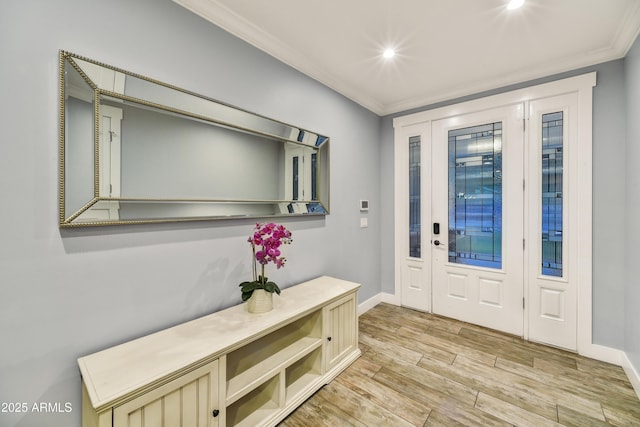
393, 73, 614, 361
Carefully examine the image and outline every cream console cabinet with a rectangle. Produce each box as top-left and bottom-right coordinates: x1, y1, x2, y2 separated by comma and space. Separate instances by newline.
78, 276, 360, 427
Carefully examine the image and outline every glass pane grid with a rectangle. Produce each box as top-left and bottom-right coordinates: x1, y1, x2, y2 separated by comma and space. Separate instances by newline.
409, 136, 421, 258
448, 122, 502, 269
292, 156, 299, 201
541, 112, 563, 277
311, 153, 317, 200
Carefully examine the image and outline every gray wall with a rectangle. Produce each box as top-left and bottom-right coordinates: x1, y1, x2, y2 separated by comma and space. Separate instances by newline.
0, 1, 380, 426
380, 60, 629, 350
1, 1, 637, 426
117, 103, 282, 199
625, 34, 640, 374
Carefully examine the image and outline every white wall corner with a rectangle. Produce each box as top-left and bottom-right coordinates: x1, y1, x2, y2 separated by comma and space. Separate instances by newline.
622, 352, 640, 401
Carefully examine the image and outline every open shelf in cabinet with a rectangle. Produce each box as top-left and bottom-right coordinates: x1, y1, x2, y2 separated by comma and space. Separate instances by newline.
225, 310, 322, 404
285, 347, 322, 405
226, 374, 280, 427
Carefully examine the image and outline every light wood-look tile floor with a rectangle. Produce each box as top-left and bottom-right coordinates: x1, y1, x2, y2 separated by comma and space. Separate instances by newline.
280, 303, 640, 426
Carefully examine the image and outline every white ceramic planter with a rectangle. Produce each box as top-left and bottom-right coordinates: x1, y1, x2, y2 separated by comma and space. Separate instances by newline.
247, 289, 273, 313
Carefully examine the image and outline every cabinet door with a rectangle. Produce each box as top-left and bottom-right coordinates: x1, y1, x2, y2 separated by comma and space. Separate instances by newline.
113, 360, 220, 427
324, 293, 358, 370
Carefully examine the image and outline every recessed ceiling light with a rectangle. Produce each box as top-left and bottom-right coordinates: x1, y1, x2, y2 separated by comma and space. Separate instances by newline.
507, 0, 524, 10
383, 48, 395, 59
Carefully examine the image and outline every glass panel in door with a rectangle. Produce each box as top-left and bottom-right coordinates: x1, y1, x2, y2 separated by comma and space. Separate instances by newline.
448, 122, 503, 269
541, 112, 563, 277
409, 136, 421, 258
292, 156, 299, 200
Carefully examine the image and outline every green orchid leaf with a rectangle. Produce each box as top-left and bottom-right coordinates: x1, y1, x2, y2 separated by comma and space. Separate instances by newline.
263, 281, 281, 295
264, 282, 276, 293
239, 281, 260, 293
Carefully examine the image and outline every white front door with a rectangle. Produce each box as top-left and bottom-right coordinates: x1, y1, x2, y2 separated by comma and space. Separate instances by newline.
431, 104, 524, 336
394, 74, 595, 353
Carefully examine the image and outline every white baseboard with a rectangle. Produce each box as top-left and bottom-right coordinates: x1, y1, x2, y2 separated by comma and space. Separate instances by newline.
622, 352, 640, 401
357, 293, 382, 316
380, 292, 400, 305
579, 342, 624, 366
357, 292, 398, 315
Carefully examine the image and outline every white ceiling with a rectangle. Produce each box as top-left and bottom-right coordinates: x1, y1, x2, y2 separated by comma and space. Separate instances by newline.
174, 0, 640, 116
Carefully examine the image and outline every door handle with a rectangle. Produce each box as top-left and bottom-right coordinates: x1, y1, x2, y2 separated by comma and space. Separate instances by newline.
434, 240, 441, 246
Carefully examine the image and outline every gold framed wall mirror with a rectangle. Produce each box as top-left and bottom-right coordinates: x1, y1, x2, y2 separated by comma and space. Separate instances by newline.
59, 51, 330, 227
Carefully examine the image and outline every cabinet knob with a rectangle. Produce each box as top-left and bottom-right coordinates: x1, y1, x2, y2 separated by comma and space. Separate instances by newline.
327, 336, 332, 342
212, 409, 220, 417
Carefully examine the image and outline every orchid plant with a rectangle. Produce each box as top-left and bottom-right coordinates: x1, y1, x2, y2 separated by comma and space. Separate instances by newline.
239, 223, 293, 301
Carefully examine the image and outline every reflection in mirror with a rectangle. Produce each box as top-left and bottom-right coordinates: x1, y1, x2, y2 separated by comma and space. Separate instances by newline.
59, 51, 329, 227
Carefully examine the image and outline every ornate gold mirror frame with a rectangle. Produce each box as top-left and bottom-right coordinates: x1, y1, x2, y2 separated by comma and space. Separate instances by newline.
59, 51, 329, 227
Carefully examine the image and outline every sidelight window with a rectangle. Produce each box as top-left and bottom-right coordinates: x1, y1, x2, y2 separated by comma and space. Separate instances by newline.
409, 136, 421, 258
541, 112, 563, 277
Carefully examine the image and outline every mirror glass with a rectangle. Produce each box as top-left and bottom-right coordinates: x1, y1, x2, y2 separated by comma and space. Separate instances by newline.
59, 52, 329, 226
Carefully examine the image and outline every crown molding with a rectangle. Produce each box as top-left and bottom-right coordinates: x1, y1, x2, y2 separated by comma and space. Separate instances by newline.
173, 0, 386, 114
611, 0, 640, 56
380, 47, 626, 116
175, 0, 640, 117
